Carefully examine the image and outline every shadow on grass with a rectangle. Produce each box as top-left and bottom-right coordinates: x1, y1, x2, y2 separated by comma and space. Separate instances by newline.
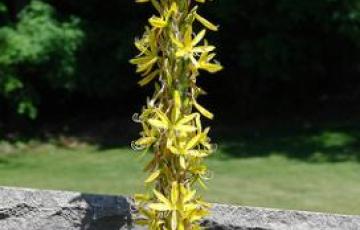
2, 117, 360, 163
0, 118, 137, 151
0, 158, 10, 166
217, 125, 360, 162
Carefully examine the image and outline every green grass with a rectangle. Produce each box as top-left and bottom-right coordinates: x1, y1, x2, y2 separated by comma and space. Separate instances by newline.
0, 135, 359, 215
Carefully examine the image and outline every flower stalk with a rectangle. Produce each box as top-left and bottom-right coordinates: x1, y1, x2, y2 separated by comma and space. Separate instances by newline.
130, 0, 222, 229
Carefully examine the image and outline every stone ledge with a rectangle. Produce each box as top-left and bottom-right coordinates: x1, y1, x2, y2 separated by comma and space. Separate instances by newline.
0, 186, 359, 230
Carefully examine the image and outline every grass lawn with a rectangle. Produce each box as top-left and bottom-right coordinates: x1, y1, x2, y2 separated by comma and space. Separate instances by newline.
0, 128, 360, 215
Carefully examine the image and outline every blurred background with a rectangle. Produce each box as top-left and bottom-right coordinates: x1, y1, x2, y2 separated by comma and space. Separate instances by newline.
0, 0, 360, 215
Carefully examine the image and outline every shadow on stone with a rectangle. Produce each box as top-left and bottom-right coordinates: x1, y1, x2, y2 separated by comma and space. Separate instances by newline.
69, 194, 133, 230
202, 220, 270, 230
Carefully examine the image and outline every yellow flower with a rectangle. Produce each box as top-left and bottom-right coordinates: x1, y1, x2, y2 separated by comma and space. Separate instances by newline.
130, 29, 160, 86
171, 27, 215, 66
169, 135, 209, 157
136, 208, 164, 230
146, 91, 199, 148
149, 182, 199, 230
197, 50, 223, 73
148, 2, 178, 28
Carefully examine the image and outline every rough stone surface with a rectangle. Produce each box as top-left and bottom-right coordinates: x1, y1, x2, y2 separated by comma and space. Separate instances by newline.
0, 187, 359, 230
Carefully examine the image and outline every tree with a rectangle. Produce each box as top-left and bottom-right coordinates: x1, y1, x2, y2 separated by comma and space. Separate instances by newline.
0, 0, 83, 118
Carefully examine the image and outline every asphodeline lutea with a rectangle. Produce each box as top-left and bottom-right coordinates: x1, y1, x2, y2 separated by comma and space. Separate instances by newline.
130, 0, 223, 229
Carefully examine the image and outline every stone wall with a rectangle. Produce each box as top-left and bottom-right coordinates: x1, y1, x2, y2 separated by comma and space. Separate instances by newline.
0, 187, 359, 230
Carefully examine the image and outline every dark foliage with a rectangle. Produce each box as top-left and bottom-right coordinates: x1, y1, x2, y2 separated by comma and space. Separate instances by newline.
1, 0, 360, 126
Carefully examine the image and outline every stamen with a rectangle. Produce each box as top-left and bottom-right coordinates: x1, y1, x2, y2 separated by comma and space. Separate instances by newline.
131, 141, 146, 151
132, 113, 141, 123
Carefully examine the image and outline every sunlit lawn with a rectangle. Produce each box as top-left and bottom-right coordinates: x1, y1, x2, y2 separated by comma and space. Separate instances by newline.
1, 126, 360, 215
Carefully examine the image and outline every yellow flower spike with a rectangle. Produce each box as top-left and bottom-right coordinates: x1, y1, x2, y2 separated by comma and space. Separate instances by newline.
131, 0, 222, 229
